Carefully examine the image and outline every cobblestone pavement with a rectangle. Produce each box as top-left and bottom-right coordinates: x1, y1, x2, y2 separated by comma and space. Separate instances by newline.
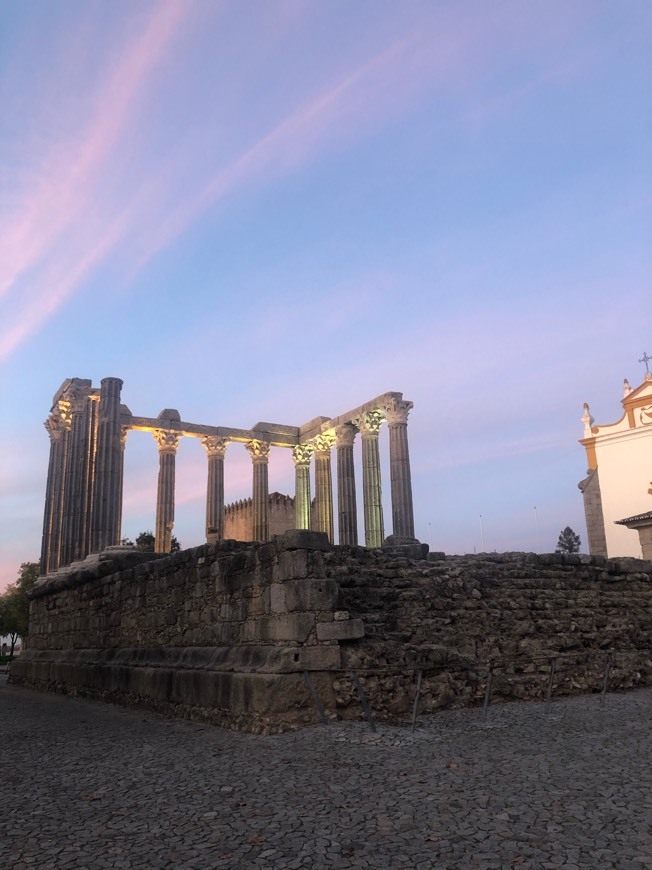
1, 675, 651, 870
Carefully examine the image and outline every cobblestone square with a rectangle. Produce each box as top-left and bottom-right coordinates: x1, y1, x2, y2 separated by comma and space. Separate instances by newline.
1, 675, 651, 869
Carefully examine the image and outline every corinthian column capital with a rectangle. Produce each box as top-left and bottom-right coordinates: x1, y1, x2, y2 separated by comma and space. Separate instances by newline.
201, 436, 229, 459
383, 398, 413, 427
292, 444, 313, 468
246, 439, 271, 463
334, 423, 357, 448
312, 432, 336, 456
354, 410, 384, 438
65, 385, 89, 416
153, 429, 182, 455
56, 399, 73, 431
44, 415, 64, 442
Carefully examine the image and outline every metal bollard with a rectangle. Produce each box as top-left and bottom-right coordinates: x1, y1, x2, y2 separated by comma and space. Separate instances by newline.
351, 671, 377, 733
482, 661, 494, 724
411, 669, 423, 733
545, 656, 557, 716
302, 670, 329, 725
600, 652, 613, 706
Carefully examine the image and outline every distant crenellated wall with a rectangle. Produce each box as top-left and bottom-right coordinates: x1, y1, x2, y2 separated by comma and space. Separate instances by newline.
10, 535, 652, 732
223, 492, 296, 542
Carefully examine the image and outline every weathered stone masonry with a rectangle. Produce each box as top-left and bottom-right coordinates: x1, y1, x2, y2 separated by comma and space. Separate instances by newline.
11, 534, 652, 733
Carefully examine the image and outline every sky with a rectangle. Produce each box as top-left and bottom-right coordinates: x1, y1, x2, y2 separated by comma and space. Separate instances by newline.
1, 0, 651, 591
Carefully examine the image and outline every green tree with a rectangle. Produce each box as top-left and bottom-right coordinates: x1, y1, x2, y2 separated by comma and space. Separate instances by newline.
556, 527, 581, 554
1, 561, 39, 657
122, 531, 181, 553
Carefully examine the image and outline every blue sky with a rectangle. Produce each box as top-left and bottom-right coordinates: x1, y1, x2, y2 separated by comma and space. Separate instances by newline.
1, 1, 651, 590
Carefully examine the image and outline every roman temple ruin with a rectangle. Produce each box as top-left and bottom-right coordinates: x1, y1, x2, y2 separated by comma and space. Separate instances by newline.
39, 377, 416, 574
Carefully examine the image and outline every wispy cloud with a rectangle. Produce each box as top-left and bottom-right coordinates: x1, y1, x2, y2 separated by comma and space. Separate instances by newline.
0, 1, 189, 357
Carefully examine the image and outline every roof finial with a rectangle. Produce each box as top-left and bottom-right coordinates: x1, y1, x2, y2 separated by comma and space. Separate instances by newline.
639, 351, 652, 374
624, 378, 633, 397
581, 402, 594, 437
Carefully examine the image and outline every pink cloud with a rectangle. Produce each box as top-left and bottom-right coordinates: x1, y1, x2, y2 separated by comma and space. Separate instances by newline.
0, 1, 190, 353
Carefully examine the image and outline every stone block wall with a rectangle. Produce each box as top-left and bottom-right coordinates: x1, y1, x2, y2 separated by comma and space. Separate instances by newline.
10, 536, 652, 732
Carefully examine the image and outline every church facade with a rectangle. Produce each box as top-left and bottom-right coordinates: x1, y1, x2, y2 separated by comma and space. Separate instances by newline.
579, 371, 652, 558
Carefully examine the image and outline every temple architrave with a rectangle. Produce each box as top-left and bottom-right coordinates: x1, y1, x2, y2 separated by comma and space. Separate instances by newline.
40, 377, 416, 574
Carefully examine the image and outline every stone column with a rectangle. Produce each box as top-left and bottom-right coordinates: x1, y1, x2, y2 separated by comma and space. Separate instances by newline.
383, 397, 415, 539
60, 386, 93, 565
82, 396, 100, 556
153, 430, 182, 553
355, 410, 385, 548
312, 433, 335, 543
335, 423, 358, 546
40, 413, 66, 575
48, 400, 72, 571
201, 436, 229, 541
246, 440, 271, 541
116, 425, 129, 546
90, 377, 124, 553
292, 444, 313, 530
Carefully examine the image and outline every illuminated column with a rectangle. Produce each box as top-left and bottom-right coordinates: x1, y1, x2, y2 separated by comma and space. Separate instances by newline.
90, 377, 124, 553
59, 387, 89, 565
202, 436, 229, 540
292, 444, 313, 530
116, 425, 129, 546
153, 430, 182, 553
313, 433, 335, 543
383, 397, 415, 538
40, 413, 66, 574
356, 410, 385, 548
49, 401, 72, 570
246, 440, 271, 541
335, 423, 358, 546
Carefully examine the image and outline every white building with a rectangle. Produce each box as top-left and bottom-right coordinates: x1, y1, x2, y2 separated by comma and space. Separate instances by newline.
578, 372, 652, 558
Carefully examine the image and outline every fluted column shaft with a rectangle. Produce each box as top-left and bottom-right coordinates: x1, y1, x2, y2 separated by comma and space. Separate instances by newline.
246, 440, 270, 541
40, 415, 66, 574
356, 411, 385, 548
312, 434, 335, 542
90, 377, 124, 553
384, 399, 415, 538
65, 389, 98, 563
335, 424, 358, 545
154, 431, 182, 552
202, 437, 229, 540
292, 445, 313, 530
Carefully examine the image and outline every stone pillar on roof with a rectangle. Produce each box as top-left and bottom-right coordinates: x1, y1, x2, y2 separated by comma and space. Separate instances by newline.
246, 439, 271, 541
335, 423, 358, 546
153, 430, 182, 552
355, 410, 385, 548
383, 397, 415, 539
90, 378, 124, 554
292, 444, 313, 530
202, 436, 229, 541
312, 433, 335, 543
